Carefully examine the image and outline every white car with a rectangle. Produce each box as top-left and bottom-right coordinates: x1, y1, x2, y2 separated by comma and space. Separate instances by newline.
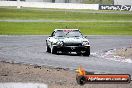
46, 29, 90, 56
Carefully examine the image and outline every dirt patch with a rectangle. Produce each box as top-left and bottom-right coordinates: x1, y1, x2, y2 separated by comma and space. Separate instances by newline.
0, 61, 131, 88
0, 61, 76, 88
115, 46, 132, 59
96, 46, 132, 63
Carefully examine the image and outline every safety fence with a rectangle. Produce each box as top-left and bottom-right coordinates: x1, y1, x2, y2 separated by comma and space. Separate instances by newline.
0, 1, 131, 11
0, 1, 99, 10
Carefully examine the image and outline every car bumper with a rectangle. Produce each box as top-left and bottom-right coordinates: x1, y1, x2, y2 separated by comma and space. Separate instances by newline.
53, 45, 90, 52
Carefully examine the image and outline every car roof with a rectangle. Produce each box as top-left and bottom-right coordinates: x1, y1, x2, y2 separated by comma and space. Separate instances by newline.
54, 29, 79, 32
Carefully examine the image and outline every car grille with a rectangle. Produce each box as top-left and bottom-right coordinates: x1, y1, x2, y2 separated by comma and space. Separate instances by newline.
64, 43, 82, 46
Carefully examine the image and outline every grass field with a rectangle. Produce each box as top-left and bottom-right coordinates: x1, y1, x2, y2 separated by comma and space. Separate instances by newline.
0, 7, 132, 35
0, 22, 132, 35
0, 8, 132, 21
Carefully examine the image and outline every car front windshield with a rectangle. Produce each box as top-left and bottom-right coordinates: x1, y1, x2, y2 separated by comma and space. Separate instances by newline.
55, 30, 83, 37
55, 30, 65, 37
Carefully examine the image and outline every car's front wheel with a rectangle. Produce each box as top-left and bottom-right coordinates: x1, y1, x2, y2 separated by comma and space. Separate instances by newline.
46, 45, 51, 53
51, 46, 57, 54
46, 42, 51, 53
82, 47, 90, 56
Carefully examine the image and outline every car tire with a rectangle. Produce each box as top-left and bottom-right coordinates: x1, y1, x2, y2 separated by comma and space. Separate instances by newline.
46, 42, 51, 53
51, 46, 57, 54
46, 45, 51, 53
83, 47, 90, 56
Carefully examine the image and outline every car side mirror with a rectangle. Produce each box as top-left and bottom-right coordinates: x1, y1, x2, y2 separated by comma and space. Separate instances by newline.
84, 36, 87, 38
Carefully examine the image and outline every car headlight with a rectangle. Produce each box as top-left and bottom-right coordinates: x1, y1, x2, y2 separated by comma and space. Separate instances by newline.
82, 41, 89, 46
56, 41, 63, 46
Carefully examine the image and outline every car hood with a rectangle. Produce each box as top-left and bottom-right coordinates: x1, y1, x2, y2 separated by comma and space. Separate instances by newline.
56, 37, 88, 43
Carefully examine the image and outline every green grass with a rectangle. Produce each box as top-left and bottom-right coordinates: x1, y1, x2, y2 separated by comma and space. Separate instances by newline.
0, 8, 132, 21
0, 22, 132, 35
0, 7, 132, 35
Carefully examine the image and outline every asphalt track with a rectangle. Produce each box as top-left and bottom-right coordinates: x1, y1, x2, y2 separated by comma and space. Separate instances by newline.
0, 35, 132, 75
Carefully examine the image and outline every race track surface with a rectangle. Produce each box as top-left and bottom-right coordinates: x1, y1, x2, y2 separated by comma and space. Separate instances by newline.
0, 35, 132, 75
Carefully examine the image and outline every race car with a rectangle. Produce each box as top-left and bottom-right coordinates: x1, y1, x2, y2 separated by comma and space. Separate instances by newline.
46, 29, 90, 56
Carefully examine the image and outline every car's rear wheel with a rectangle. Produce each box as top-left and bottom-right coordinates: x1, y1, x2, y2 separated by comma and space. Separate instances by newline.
82, 47, 90, 56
